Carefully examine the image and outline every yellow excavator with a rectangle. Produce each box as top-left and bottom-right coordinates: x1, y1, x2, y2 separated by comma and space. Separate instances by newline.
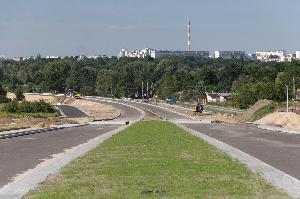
73, 91, 82, 99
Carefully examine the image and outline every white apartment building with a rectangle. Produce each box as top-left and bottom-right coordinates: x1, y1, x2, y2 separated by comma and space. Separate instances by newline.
256, 50, 286, 62
296, 51, 300, 60
46, 56, 60, 59
118, 48, 155, 59
214, 51, 246, 59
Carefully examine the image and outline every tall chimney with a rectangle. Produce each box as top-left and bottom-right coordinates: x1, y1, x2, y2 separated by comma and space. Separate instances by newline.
188, 19, 191, 51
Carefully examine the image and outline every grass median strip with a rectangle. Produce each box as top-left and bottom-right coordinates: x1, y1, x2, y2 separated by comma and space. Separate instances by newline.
26, 121, 289, 199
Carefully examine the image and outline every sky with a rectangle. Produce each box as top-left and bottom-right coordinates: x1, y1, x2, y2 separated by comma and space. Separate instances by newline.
0, 0, 300, 57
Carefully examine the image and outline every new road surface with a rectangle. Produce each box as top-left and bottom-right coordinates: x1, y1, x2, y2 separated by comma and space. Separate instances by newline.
0, 102, 142, 188
55, 105, 88, 118
1, 97, 300, 198
90, 97, 300, 181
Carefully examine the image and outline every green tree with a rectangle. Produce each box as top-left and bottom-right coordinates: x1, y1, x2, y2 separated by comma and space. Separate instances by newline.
15, 86, 25, 101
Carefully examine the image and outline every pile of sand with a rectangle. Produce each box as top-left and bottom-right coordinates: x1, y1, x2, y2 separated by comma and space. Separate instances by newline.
257, 112, 300, 129
236, 100, 273, 123
25, 94, 59, 104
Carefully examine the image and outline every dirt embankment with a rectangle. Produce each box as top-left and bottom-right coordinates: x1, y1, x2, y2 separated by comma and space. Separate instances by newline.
257, 112, 300, 129
59, 98, 119, 120
21, 94, 119, 120
2, 93, 119, 128
235, 100, 273, 123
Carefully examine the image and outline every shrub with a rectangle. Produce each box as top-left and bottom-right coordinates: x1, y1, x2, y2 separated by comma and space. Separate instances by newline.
1, 100, 57, 114
0, 85, 11, 103
15, 86, 25, 101
2, 100, 19, 113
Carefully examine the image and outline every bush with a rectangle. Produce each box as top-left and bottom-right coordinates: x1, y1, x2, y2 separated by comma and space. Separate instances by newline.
15, 86, 25, 101
0, 84, 11, 103
2, 100, 19, 113
1, 100, 57, 114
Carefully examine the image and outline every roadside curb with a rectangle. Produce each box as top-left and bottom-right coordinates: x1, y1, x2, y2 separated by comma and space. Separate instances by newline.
257, 124, 300, 135
176, 123, 300, 199
0, 126, 30, 132
0, 123, 88, 140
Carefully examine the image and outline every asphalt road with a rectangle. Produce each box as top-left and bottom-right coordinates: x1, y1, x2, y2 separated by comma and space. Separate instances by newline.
55, 105, 87, 118
105, 99, 300, 181
2, 96, 300, 195
183, 123, 300, 180
0, 100, 142, 188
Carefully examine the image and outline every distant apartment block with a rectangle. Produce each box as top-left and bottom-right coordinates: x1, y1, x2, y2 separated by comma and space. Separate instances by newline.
256, 50, 286, 62
296, 51, 300, 60
12, 57, 24, 61
119, 48, 155, 59
153, 50, 209, 59
214, 51, 246, 59
87, 55, 107, 59
46, 56, 60, 59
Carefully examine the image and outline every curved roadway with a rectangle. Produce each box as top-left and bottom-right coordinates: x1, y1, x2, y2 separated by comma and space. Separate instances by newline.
0, 100, 143, 188
55, 105, 88, 118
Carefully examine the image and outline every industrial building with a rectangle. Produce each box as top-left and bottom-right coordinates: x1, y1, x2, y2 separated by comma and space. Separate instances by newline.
153, 50, 209, 59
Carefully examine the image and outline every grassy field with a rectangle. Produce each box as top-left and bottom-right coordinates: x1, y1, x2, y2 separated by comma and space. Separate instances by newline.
26, 121, 288, 199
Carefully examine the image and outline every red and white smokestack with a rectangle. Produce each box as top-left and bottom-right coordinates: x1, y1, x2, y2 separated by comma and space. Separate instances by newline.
188, 19, 191, 51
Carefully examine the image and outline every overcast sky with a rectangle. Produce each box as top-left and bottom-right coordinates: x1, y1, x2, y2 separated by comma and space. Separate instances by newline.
0, 0, 300, 57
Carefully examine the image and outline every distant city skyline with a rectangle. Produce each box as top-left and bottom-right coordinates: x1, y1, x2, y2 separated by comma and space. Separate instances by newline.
1, 0, 300, 57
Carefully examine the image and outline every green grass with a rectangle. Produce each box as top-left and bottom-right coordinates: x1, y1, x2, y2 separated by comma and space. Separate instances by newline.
26, 121, 289, 199
252, 104, 277, 121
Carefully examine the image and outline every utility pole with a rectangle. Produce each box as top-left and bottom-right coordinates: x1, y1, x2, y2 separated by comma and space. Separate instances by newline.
286, 85, 289, 113
142, 81, 144, 101
293, 76, 296, 99
111, 84, 113, 97
146, 82, 149, 99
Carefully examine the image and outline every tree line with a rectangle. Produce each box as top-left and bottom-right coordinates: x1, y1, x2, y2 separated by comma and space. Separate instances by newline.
0, 56, 299, 108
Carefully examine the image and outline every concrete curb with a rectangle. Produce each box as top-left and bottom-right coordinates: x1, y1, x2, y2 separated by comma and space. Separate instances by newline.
0, 126, 30, 132
257, 124, 300, 135
176, 123, 300, 199
0, 123, 88, 140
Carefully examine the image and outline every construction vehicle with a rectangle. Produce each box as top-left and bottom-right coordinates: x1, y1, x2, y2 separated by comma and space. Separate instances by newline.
192, 102, 203, 113
65, 88, 82, 99
73, 91, 82, 99
166, 97, 176, 105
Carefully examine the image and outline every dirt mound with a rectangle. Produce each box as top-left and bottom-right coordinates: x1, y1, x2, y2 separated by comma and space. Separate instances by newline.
24, 94, 59, 104
236, 100, 272, 123
257, 112, 300, 129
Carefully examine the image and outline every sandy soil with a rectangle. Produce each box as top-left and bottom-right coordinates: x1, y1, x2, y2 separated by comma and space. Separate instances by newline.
257, 112, 300, 129
0, 117, 78, 129
59, 98, 119, 120
158, 102, 237, 123
8, 93, 119, 120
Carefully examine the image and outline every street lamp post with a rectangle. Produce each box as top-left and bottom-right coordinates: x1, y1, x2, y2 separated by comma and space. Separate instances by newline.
286, 85, 289, 113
